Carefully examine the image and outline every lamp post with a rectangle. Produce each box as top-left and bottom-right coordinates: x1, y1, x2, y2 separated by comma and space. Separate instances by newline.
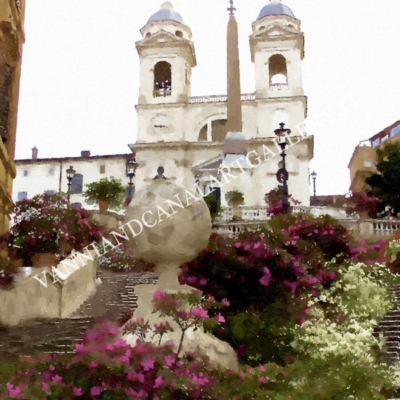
274, 122, 291, 214
125, 157, 138, 204
310, 171, 317, 205
66, 165, 76, 204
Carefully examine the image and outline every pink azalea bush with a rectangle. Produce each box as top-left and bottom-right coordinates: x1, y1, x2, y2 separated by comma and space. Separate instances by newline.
9, 193, 104, 264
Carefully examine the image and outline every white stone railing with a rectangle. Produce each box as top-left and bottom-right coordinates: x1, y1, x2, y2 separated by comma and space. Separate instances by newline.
368, 219, 400, 237
189, 93, 256, 104
270, 83, 289, 91
212, 221, 265, 238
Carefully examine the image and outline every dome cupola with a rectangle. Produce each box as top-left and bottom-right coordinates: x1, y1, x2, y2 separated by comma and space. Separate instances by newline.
257, 0, 295, 20
147, 2, 184, 24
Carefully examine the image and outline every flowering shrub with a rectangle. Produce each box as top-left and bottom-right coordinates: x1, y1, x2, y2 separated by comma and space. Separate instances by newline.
345, 190, 381, 217
97, 244, 154, 272
285, 261, 400, 399
264, 188, 301, 216
2, 266, 400, 399
180, 214, 352, 365
9, 193, 104, 263
0, 292, 231, 399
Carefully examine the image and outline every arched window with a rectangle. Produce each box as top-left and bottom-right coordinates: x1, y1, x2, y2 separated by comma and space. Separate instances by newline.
153, 61, 172, 97
269, 54, 288, 89
197, 119, 228, 142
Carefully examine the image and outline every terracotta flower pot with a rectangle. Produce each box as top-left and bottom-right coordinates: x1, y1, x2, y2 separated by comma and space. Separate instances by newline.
98, 200, 109, 212
357, 211, 369, 219
31, 253, 58, 268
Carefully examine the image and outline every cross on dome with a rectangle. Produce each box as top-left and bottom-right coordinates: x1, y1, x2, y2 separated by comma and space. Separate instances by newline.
227, 0, 236, 17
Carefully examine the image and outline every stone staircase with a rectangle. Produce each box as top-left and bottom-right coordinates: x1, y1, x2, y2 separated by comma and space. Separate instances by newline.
0, 269, 157, 359
375, 285, 400, 364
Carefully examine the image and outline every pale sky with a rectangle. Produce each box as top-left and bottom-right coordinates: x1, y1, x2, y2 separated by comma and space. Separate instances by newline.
16, 0, 400, 195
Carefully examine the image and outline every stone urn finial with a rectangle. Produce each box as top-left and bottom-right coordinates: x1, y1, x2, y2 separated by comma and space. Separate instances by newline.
124, 178, 211, 287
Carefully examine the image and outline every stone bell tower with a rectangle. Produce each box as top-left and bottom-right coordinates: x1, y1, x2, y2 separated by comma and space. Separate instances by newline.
249, 0, 307, 138
135, 2, 196, 143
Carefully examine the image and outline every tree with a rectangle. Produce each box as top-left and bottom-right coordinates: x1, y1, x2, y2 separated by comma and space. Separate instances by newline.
366, 142, 400, 215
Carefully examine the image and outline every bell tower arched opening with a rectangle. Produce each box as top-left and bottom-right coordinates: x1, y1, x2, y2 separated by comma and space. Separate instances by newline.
269, 54, 288, 89
153, 61, 172, 97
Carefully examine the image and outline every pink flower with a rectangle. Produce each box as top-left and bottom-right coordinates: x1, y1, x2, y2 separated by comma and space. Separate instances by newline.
90, 386, 101, 396
164, 355, 176, 367
153, 290, 163, 300
248, 367, 253, 374
216, 314, 225, 323
72, 387, 83, 396
258, 376, 269, 384
88, 361, 98, 368
141, 357, 155, 371
42, 382, 51, 393
153, 376, 164, 389
128, 370, 145, 382
234, 242, 242, 248
52, 375, 62, 383
259, 267, 272, 286
259, 364, 265, 372
244, 244, 251, 251
199, 278, 207, 286
6, 383, 21, 398
254, 242, 261, 249
222, 298, 230, 306
239, 371, 245, 379
190, 307, 209, 319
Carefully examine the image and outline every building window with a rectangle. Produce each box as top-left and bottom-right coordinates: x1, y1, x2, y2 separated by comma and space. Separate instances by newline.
372, 138, 380, 148
23, 170, 28, 177
363, 160, 373, 168
381, 135, 388, 142
391, 125, 400, 137
17, 191, 28, 201
100, 165, 106, 174
70, 174, 83, 194
48, 168, 55, 176
44, 190, 56, 195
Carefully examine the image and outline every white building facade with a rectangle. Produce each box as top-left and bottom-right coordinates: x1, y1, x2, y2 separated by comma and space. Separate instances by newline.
130, 1, 313, 207
13, 150, 132, 209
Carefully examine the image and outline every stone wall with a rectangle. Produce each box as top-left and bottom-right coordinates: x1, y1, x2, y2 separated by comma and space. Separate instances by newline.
0, 257, 97, 327
0, 0, 25, 235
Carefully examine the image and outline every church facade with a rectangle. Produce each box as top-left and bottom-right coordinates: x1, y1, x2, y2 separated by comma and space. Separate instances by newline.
130, 1, 313, 207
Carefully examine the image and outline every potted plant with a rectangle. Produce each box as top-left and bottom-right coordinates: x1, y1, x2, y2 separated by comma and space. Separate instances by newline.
203, 192, 223, 222
225, 190, 244, 221
83, 177, 126, 211
9, 193, 104, 267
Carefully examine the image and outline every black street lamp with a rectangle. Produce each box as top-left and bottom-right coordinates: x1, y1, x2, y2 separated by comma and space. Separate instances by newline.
274, 123, 291, 214
310, 171, 317, 205
66, 165, 76, 204
125, 157, 138, 203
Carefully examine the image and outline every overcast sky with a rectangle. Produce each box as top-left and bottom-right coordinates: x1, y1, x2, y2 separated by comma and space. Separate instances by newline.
16, 0, 400, 195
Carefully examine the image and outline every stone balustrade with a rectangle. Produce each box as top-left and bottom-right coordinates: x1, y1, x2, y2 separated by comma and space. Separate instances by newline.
189, 93, 256, 104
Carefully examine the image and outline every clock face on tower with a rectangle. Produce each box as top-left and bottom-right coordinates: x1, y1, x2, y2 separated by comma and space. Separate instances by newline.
150, 114, 173, 136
